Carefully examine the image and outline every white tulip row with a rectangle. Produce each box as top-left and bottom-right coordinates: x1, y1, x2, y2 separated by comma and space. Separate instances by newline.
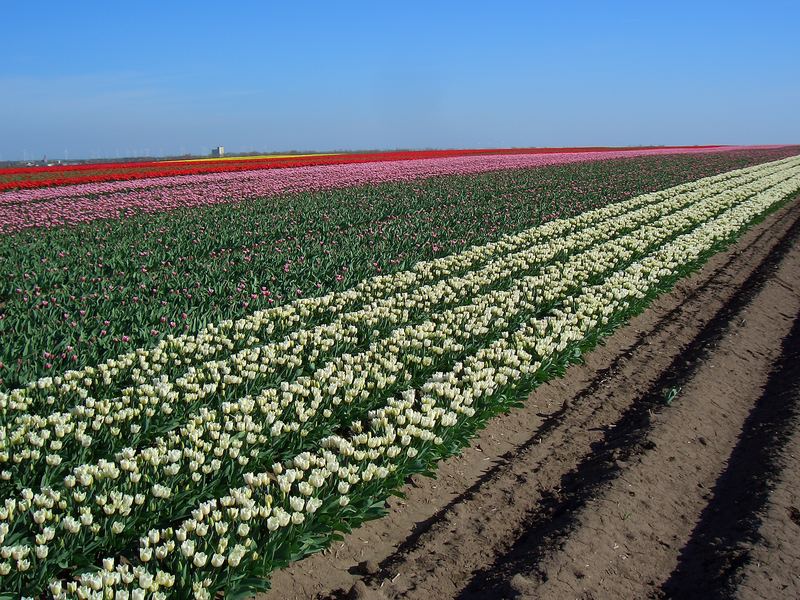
2, 157, 796, 490
45, 161, 800, 600
1, 156, 791, 421
2, 157, 798, 596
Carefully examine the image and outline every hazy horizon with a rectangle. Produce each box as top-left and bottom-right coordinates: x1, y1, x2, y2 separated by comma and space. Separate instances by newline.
3, 0, 799, 161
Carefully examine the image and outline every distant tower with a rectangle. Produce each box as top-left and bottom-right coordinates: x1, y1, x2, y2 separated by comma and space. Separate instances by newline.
211, 146, 225, 158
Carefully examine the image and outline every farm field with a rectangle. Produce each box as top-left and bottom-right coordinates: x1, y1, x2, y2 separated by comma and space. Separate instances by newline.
1, 146, 800, 599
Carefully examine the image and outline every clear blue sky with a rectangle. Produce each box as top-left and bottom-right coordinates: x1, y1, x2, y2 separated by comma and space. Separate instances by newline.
2, 0, 798, 160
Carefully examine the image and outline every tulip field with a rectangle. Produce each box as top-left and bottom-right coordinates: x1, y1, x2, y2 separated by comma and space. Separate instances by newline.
1, 146, 800, 598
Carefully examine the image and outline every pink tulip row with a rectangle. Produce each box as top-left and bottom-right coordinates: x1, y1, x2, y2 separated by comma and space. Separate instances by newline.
0, 146, 784, 233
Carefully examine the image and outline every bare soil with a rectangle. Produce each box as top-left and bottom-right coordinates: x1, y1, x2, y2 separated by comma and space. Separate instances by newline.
261, 197, 800, 600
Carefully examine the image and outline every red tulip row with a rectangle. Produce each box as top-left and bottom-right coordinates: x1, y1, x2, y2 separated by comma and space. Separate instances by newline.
0, 146, 722, 191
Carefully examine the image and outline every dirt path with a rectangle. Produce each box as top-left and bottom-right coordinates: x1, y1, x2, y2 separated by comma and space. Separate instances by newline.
261, 197, 800, 600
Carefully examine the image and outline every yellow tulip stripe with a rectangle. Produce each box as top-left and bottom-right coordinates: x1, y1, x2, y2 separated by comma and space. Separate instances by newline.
164, 153, 340, 164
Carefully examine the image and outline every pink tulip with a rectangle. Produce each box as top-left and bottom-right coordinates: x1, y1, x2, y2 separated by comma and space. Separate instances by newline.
0, 146, 787, 233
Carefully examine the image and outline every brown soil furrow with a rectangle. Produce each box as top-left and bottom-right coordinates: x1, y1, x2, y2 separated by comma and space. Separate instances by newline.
735, 411, 800, 600
498, 219, 800, 599
659, 313, 800, 599
262, 198, 800, 600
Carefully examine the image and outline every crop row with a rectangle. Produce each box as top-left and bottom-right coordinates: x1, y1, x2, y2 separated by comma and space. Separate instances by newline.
0, 146, 734, 199
0, 147, 655, 192
3, 146, 798, 390
0, 147, 777, 232
1, 155, 798, 597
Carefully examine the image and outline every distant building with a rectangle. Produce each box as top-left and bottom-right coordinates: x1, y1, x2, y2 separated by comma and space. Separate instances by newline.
211, 146, 225, 158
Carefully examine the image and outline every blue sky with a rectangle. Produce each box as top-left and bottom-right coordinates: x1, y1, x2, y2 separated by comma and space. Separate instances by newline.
2, 1, 798, 160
